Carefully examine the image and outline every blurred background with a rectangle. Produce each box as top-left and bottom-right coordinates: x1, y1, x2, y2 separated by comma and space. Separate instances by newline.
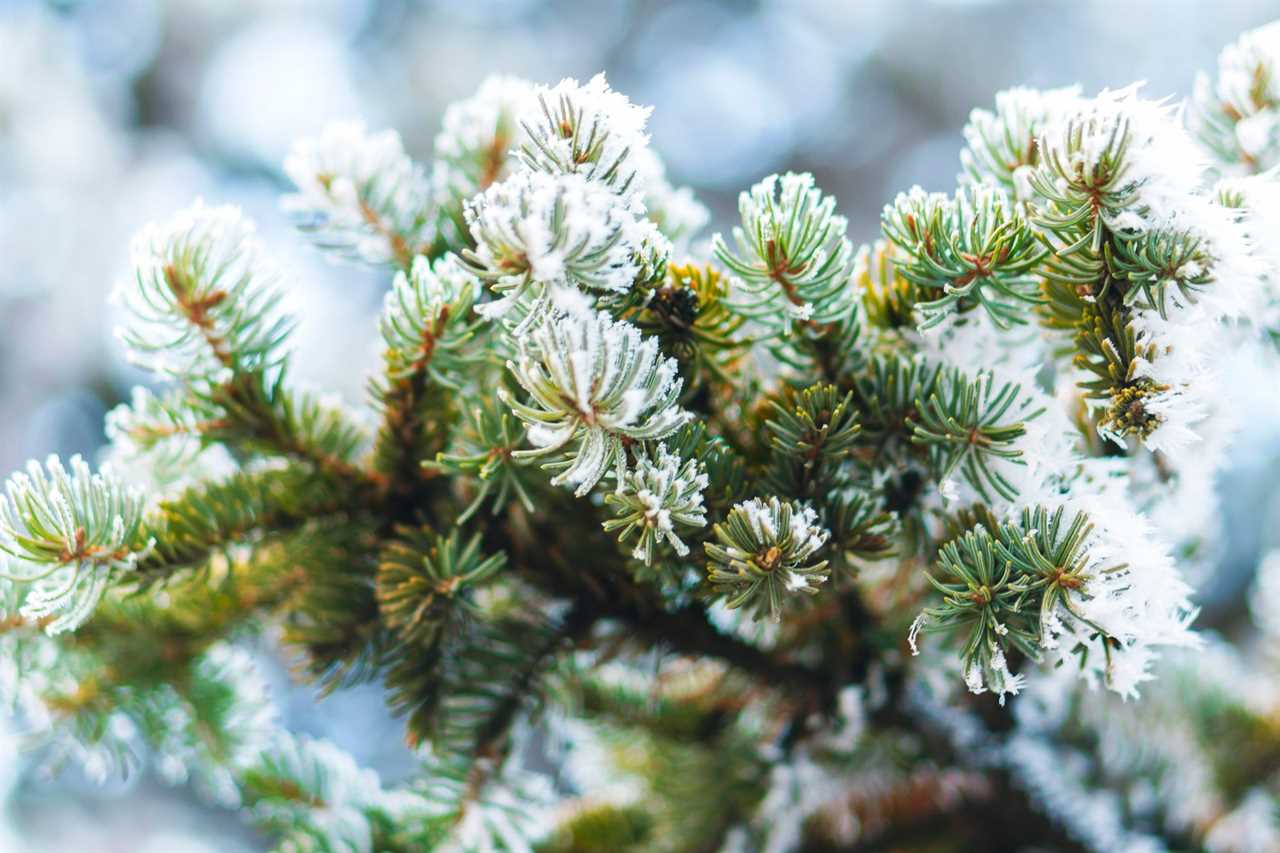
2, 0, 1280, 849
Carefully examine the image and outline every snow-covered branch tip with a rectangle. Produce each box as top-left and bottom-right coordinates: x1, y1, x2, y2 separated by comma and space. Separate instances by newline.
116, 200, 293, 386
0, 455, 153, 634
503, 308, 689, 496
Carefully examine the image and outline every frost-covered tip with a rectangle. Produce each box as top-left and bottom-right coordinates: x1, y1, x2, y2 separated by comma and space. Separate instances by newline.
152, 643, 278, 806
381, 253, 480, 385
964, 647, 1026, 705
1193, 22, 1280, 171
504, 310, 689, 497
103, 386, 235, 495
603, 444, 709, 566
713, 171, 856, 332
463, 169, 645, 323
1041, 497, 1199, 699
518, 72, 653, 206
960, 85, 1084, 198
431, 74, 536, 206
246, 732, 400, 852
705, 497, 830, 623
116, 200, 292, 385
1031, 89, 1264, 328
0, 455, 153, 634
1034, 86, 1208, 231
283, 120, 433, 266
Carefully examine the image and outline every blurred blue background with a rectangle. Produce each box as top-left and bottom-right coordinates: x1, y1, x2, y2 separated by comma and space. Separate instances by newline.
3, 0, 1280, 848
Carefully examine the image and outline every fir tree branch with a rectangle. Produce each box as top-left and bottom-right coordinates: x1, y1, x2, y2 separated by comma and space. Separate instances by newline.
134, 466, 362, 585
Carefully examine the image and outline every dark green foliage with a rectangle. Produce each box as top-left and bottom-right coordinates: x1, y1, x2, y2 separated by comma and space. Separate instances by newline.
279, 523, 388, 693
384, 602, 589, 756
1109, 228, 1214, 318
882, 187, 1046, 329
910, 369, 1042, 502
850, 354, 943, 464
376, 525, 506, 646
705, 497, 830, 622
822, 489, 898, 574
428, 399, 541, 522
764, 383, 860, 500
917, 506, 1119, 698
135, 465, 359, 585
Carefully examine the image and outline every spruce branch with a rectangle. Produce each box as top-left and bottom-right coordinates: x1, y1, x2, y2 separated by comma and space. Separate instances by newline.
431, 74, 535, 247
283, 120, 435, 268
602, 442, 709, 566
461, 169, 646, 327
713, 171, 857, 334
960, 85, 1082, 198
850, 354, 944, 470
909, 504, 1191, 701
623, 261, 752, 409
241, 732, 412, 851
763, 383, 861, 502
503, 308, 689, 496
6, 57, 1267, 853
705, 497, 831, 623
134, 464, 358, 586
117, 202, 377, 485
1028, 108, 1138, 244
909, 369, 1043, 502
1108, 227, 1215, 318
912, 524, 1033, 702
376, 525, 506, 647
0, 456, 153, 634
516, 72, 652, 204
117, 200, 293, 385
428, 399, 541, 523
822, 489, 898, 574
104, 386, 222, 479
881, 185, 1045, 329
1189, 23, 1280, 173
371, 253, 485, 498
281, 521, 388, 693
385, 595, 594, 758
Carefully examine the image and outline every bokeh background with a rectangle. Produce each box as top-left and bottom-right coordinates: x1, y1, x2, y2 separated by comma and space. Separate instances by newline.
3, 0, 1280, 849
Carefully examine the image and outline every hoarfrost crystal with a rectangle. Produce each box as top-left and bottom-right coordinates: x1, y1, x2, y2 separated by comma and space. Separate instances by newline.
504, 310, 688, 496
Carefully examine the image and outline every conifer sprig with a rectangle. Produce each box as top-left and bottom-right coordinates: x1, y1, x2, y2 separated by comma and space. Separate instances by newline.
713, 172, 857, 334
283, 120, 435, 268
517, 73, 651, 203
0, 456, 153, 634
428, 400, 540, 522
910, 369, 1043, 502
881, 185, 1046, 329
376, 526, 506, 646
462, 170, 645, 326
7, 48, 1276, 852
705, 497, 830, 622
603, 443, 708, 566
503, 308, 689, 496
117, 200, 293, 386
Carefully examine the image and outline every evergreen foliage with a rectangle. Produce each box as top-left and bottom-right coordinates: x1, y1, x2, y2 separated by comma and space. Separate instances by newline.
5, 32, 1280, 852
